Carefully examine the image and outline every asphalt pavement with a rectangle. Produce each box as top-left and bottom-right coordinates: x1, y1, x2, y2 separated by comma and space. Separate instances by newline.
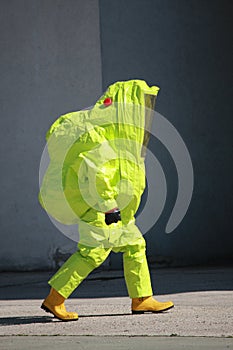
0, 266, 232, 349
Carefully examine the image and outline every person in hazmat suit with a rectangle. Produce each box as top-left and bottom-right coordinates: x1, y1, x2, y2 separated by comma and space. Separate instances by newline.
39, 79, 174, 321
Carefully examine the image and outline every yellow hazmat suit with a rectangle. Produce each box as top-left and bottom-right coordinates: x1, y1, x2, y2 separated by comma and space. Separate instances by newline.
39, 80, 174, 315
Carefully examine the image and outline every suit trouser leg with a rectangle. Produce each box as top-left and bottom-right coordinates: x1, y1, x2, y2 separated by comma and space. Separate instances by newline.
114, 235, 153, 298
48, 243, 111, 298
48, 218, 152, 299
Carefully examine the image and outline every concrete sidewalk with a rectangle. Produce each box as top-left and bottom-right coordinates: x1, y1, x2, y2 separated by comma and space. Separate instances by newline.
0, 336, 233, 350
0, 266, 232, 348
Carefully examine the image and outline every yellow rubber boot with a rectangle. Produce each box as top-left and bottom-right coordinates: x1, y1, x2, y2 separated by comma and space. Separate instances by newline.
41, 288, 78, 321
132, 296, 174, 314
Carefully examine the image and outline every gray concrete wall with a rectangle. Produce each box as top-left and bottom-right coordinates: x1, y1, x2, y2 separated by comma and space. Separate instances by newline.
0, 0, 102, 270
0, 0, 232, 271
99, 0, 233, 267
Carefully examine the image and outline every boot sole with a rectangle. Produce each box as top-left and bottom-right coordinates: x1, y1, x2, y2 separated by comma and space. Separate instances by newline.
41, 303, 78, 321
132, 304, 174, 314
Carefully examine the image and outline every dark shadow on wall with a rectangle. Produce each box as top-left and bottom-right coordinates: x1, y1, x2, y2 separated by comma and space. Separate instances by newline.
0, 265, 232, 300
99, 0, 233, 267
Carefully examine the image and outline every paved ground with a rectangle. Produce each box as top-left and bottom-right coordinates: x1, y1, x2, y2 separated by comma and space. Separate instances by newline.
1, 336, 233, 350
0, 266, 233, 349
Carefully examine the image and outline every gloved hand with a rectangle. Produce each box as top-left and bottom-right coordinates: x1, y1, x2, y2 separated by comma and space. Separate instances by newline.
105, 208, 121, 225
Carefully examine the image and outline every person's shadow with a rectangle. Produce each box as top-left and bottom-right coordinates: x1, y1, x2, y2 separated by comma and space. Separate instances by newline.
0, 316, 53, 325
0, 312, 133, 326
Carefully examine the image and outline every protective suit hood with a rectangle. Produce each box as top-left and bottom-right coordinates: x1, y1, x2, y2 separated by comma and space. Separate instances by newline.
39, 80, 159, 233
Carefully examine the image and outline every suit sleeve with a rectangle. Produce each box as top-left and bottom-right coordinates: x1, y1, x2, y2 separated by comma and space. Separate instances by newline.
78, 141, 118, 213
